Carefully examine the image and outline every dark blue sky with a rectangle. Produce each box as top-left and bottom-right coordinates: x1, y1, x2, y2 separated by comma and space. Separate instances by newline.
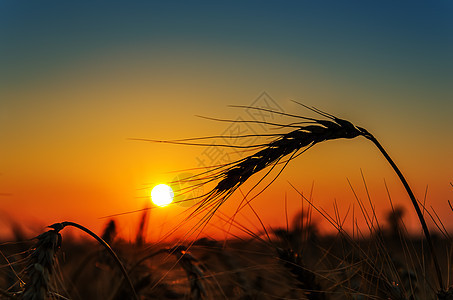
1, 1, 452, 88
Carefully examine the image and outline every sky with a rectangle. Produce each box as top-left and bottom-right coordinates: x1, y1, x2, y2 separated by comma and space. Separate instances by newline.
1, 1, 452, 241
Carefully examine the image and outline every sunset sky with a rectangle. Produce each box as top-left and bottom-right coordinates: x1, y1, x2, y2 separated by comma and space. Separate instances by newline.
1, 1, 452, 241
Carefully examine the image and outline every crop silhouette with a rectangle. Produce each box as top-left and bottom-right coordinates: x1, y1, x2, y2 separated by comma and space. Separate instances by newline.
174, 102, 445, 293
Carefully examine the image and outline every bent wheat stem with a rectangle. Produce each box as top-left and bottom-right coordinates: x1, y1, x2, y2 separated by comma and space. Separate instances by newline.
24, 222, 138, 299
57, 221, 139, 300
185, 103, 444, 291
359, 130, 444, 291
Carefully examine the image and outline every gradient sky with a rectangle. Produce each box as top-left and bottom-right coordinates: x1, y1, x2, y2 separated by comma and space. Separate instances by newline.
1, 1, 452, 240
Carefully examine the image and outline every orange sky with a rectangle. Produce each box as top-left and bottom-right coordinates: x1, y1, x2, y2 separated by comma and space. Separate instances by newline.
1, 2, 452, 241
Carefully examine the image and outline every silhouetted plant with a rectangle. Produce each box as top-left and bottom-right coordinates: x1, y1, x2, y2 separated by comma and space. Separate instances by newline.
22, 222, 138, 300
177, 103, 444, 293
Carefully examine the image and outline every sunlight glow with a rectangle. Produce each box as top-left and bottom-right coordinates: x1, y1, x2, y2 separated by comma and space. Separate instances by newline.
151, 184, 174, 207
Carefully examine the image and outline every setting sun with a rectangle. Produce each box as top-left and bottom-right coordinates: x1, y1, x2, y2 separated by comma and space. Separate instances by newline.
151, 184, 174, 207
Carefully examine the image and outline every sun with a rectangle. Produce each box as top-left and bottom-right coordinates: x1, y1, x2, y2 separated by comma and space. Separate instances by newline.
151, 184, 174, 207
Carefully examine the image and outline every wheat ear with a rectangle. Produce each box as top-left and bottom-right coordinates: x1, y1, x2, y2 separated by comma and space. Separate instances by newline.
190, 104, 443, 292
23, 228, 61, 300
23, 222, 138, 300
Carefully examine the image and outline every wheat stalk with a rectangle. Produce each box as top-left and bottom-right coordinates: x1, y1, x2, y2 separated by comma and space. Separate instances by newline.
180, 103, 444, 293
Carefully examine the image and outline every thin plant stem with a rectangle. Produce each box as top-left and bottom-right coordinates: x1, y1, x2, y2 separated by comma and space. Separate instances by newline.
361, 132, 444, 291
